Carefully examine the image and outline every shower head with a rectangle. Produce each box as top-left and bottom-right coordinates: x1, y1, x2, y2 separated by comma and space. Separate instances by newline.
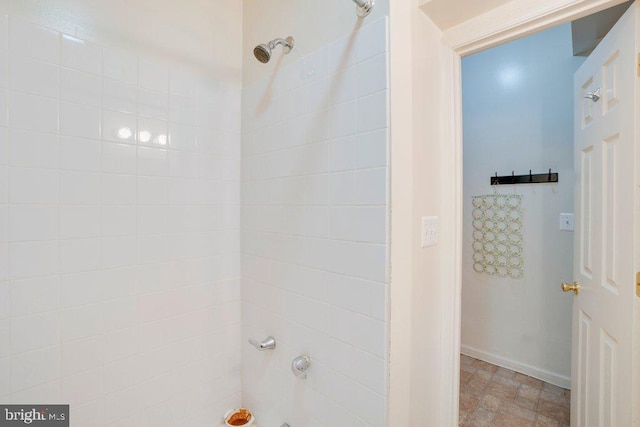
253, 36, 295, 63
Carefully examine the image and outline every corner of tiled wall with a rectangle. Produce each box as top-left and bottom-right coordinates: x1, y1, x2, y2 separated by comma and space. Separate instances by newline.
241, 16, 389, 427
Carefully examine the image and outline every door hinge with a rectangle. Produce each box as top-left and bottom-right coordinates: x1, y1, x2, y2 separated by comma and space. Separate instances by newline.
638, 53, 640, 77
637, 271, 640, 297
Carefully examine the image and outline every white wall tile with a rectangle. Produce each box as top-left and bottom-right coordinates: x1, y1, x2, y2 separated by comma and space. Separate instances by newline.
8, 241, 58, 279
60, 270, 101, 308
103, 327, 138, 363
0, 14, 8, 52
357, 53, 388, 97
0, 128, 7, 165
356, 129, 386, 169
62, 367, 103, 405
9, 206, 58, 241
169, 123, 196, 151
102, 174, 136, 205
9, 18, 59, 64
61, 336, 102, 376
101, 206, 136, 237
59, 238, 101, 273
331, 100, 356, 138
0, 281, 8, 319
139, 88, 168, 119
60, 304, 102, 341
0, 356, 8, 396
101, 266, 137, 300
59, 206, 100, 239
357, 17, 387, 61
136, 176, 167, 205
0, 89, 6, 127
355, 168, 387, 205
10, 276, 59, 317
10, 55, 58, 98
9, 92, 58, 133
357, 90, 388, 133
11, 312, 59, 354
139, 58, 168, 92
0, 320, 7, 357
60, 68, 101, 106
102, 110, 137, 143
101, 236, 137, 268
59, 171, 101, 205
137, 146, 168, 176
10, 129, 58, 169
0, 51, 7, 89
103, 78, 137, 114
11, 346, 60, 392
138, 117, 168, 148
59, 136, 101, 172
60, 102, 100, 139
9, 167, 58, 204
101, 142, 136, 174
103, 48, 137, 85
61, 35, 101, 74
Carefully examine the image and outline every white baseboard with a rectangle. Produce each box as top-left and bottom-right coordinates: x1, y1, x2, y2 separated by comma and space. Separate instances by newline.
461, 344, 571, 389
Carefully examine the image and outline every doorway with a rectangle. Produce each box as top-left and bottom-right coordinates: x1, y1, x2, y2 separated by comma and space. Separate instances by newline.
456, 2, 635, 425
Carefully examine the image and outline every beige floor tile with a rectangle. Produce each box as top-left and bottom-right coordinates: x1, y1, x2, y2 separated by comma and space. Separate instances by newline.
539, 391, 570, 409
459, 356, 571, 427
536, 400, 570, 424
501, 401, 536, 421
492, 410, 535, 427
534, 414, 562, 426
479, 395, 502, 412
518, 384, 542, 401
486, 381, 518, 401
514, 373, 544, 389
460, 392, 480, 413
474, 359, 499, 374
542, 382, 566, 396
513, 396, 537, 411
495, 367, 516, 379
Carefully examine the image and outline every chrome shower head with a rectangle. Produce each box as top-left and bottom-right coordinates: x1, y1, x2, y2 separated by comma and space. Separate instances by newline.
253, 37, 295, 63
253, 44, 271, 63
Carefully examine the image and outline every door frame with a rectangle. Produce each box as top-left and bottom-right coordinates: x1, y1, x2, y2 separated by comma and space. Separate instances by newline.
434, 0, 633, 424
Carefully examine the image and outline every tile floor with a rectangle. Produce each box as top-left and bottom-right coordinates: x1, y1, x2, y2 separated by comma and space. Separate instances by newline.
459, 355, 570, 427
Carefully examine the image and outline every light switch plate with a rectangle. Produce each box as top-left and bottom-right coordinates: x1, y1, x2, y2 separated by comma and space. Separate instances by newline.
559, 213, 574, 231
421, 216, 439, 248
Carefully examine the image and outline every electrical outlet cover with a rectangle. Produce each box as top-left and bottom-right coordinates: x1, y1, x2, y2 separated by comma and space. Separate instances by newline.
421, 216, 439, 248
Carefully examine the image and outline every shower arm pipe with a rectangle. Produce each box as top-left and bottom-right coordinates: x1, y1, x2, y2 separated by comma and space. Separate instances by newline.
269, 38, 293, 52
351, 0, 374, 18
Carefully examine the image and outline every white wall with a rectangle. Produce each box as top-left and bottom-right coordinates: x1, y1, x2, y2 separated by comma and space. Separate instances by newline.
387, 0, 457, 424
0, 12, 242, 425
461, 23, 583, 386
241, 17, 389, 427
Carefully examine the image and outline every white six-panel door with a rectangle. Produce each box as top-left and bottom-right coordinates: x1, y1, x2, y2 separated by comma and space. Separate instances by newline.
572, 4, 638, 426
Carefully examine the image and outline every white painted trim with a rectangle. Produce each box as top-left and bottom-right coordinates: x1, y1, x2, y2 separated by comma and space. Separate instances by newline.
438, 46, 463, 427
461, 345, 572, 389
441, 0, 630, 56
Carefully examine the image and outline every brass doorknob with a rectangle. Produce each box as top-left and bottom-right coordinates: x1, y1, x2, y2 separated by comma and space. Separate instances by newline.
561, 282, 580, 295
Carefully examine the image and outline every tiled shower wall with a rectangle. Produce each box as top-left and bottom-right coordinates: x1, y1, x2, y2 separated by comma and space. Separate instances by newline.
0, 15, 242, 425
241, 18, 389, 427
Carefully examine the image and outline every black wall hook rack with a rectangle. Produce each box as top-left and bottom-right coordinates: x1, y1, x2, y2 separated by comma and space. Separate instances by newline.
490, 169, 558, 185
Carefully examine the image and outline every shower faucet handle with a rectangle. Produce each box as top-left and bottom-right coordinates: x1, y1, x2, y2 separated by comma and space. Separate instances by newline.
248, 336, 276, 351
291, 354, 311, 379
